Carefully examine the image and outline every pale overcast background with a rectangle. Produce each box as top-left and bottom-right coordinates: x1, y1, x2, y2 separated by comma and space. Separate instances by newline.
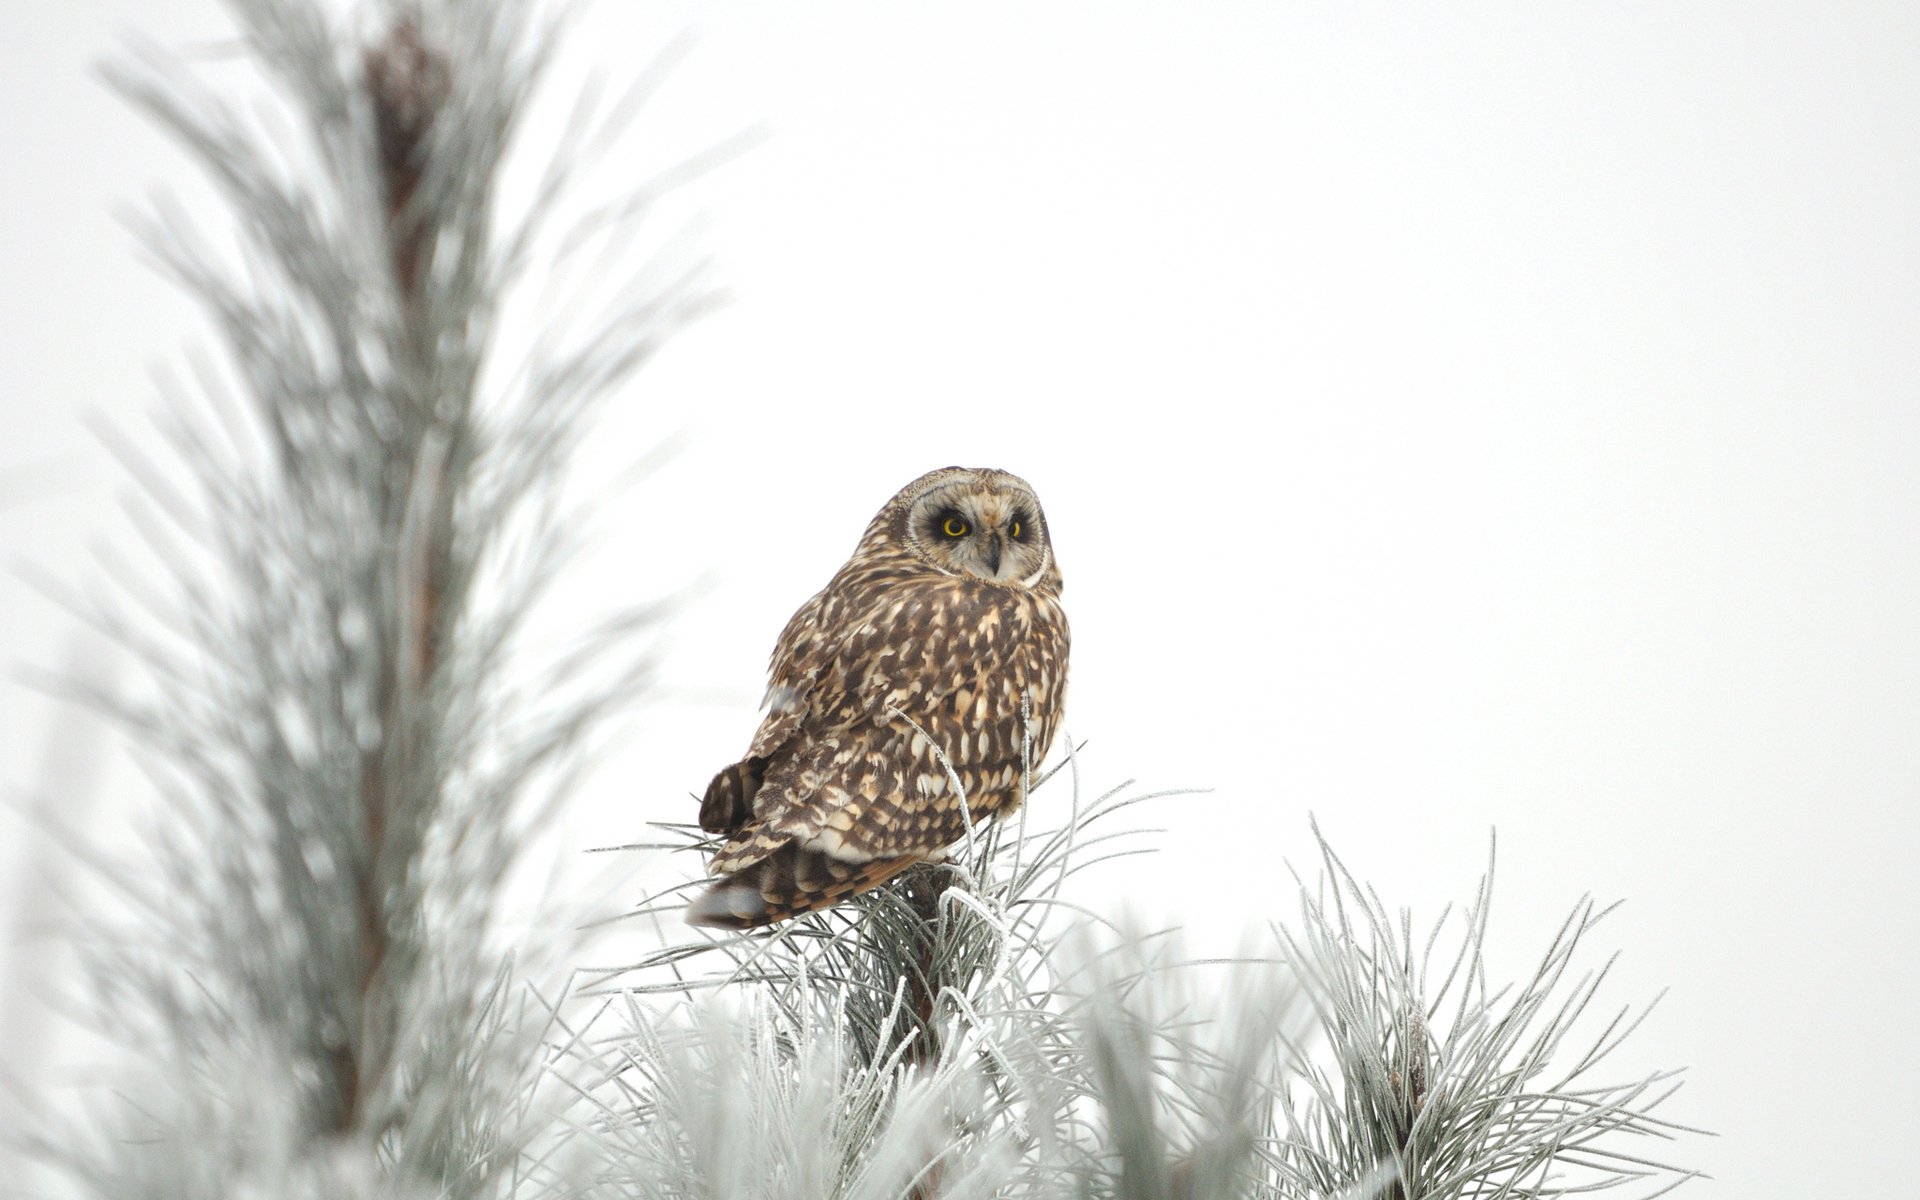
4, 2, 1918, 1196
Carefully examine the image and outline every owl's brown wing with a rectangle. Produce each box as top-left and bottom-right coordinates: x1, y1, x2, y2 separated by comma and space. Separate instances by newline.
746, 586, 836, 762
710, 582, 1067, 876
743, 576, 935, 767
696, 587, 836, 834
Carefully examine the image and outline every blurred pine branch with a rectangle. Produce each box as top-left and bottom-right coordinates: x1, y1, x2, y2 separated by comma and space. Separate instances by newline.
23, 0, 703, 1194
14, 0, 1705, 1197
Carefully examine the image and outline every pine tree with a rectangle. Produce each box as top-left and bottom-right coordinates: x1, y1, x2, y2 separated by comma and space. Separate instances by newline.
19, 2, 1704, 1197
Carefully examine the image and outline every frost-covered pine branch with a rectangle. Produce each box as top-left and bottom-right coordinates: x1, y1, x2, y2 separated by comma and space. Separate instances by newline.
1272, 831, 1706, 1199
22, 0, 703, 1195
564, 757, 1703, 1199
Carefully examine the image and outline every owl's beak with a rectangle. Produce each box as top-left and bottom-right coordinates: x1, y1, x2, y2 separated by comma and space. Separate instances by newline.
984, 535, 1003, 575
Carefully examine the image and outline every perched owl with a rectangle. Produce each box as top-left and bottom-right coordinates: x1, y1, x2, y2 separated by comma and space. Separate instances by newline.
687, 466, 1069, 929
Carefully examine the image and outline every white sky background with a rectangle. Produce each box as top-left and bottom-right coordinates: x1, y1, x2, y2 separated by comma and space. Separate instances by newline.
4, 0, 1918, 1194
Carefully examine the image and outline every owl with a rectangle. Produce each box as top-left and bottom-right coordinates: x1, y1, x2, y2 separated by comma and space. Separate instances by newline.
687, 466, 1070, 929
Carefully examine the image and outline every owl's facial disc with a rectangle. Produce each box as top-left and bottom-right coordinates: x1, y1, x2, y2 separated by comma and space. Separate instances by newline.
910, 481, 1047, 584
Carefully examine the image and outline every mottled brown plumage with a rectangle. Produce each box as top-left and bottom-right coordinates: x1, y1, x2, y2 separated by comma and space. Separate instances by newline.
688, 466, 1069, 929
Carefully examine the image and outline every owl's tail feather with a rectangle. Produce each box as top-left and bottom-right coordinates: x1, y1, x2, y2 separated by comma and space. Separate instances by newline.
686, 842, 920, 929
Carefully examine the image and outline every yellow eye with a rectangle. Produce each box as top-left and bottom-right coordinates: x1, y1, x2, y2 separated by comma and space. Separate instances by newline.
942, 517, 969, 538
1010, 520, 1023, 539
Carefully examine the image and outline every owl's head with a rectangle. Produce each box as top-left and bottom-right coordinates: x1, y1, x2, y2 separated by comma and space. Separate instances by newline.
878, 466, 1060, 589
